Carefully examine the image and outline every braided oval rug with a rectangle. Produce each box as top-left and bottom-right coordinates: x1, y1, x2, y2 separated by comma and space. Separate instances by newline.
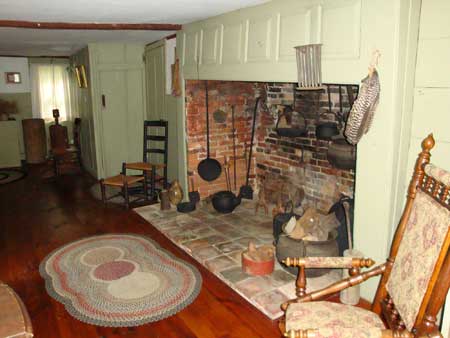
40, 234, 202, 327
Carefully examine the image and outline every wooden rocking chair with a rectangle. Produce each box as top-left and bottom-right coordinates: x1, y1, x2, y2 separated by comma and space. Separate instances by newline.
280, 134, 450, 338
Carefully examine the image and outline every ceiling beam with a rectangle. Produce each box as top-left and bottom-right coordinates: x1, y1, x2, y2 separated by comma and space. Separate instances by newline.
0, 20, 181, 31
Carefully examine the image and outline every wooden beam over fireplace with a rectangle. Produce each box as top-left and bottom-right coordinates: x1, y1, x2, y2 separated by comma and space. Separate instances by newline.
0, 20, 181, 31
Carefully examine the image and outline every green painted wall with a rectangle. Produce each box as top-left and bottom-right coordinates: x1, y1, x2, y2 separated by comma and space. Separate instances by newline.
71, 47, 98, 177
145, 41, 184, 188
71, 43, 148, 179
0, 92, 32, 158
88, 43, 146, 179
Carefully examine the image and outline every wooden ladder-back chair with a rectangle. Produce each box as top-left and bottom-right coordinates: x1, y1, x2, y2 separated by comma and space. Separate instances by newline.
125, 120, 168, 199
280, 134, 450, 338
49, 114, 81, 176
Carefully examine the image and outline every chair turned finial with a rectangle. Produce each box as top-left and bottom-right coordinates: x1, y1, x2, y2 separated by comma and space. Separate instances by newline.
422, 134, 435, 152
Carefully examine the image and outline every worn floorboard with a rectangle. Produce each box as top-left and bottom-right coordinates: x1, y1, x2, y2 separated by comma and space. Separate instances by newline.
0, 167, 281, 338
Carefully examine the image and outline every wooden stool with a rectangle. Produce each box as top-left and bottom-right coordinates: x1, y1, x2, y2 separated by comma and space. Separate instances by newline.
100, 164, 149, 209
124, 162, 166, 200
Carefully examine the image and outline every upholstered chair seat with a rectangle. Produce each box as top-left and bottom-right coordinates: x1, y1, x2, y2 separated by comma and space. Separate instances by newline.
286, 301, 385, 338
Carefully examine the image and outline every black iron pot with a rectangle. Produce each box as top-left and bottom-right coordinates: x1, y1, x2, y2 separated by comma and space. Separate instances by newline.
188, 191, 200, 204
275, 128, 306, 138
327, 138, 356, 170
275, 107, 307, 138
212, 190, 241, 214
276, 230, 339, 277
177, 200, 196, 213
316, 122, 339, 140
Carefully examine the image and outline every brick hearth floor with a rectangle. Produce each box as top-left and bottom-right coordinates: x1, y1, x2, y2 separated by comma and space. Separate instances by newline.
134, 200, 340, 320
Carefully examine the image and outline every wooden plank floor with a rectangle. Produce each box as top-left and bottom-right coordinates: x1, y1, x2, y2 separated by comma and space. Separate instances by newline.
0, 167, 281, 338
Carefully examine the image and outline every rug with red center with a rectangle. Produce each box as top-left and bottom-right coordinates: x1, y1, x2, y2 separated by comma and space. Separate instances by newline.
39, 234, 202, 327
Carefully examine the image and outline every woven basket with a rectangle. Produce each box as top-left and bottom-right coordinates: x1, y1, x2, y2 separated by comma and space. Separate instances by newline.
344, 70, 380, 144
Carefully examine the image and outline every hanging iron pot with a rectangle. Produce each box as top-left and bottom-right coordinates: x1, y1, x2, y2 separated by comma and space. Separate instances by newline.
316, 85, 339, 140
316, 85, 345, 141
316, 122, 339, 140
327, 137, 356, 170
275, 86, 307, 138
275, 106, 306, 138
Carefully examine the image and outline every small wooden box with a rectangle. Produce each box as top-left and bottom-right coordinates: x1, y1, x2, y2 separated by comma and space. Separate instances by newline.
241, 244, 275, 276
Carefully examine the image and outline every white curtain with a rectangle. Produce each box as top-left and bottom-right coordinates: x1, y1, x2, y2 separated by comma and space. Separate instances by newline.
30, 61, 72, 121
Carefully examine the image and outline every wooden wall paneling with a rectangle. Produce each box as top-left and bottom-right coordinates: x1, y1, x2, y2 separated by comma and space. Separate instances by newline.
411, 88, 450, 142
125, 68, 145, 164
220, 21, 243, 65
275, 7, 311, 63
415, 39, 450, 88
200, 25, 220, 66
182, 30, 199, 73
145, 45, 165, 120
244, 12, 274, 64
89, 43, 146, 178
321, 0, 361, 59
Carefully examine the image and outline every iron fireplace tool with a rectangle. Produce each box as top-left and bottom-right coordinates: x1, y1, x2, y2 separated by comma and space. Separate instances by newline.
239, 96, 260, 199
231, 105, 237, 192
197, 81, 222, 181
187, 170, 200, 204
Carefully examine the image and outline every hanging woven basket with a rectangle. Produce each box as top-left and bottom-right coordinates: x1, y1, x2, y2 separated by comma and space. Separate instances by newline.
344, 70, 380, 145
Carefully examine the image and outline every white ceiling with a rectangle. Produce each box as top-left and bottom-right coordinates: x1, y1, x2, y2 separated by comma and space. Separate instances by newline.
0, 28, 174, 56
0, 0, 269, 56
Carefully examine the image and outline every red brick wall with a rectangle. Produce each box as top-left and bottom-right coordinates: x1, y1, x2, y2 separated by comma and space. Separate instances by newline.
185, 80, 356, 213
257, 83, 356, 212
185, 80, 261, 197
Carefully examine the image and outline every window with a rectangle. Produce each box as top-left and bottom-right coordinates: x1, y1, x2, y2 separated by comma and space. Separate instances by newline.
31, 62, 72, 121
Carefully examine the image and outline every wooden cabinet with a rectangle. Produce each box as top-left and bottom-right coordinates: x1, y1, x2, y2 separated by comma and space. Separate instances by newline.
0, 121, 21, 168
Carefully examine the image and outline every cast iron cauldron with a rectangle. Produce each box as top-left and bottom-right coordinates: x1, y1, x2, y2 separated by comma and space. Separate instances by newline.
177, 200, 196, 213
327, 138, 356, 170
316, 122, 339, 140
212, 191, 241, 214
276, 230, 339, 277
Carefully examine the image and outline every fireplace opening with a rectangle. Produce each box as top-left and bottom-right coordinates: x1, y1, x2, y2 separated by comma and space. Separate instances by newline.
185, 80, 358, 268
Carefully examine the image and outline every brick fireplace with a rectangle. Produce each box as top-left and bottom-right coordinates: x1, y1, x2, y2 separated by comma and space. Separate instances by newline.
185, 80, 356, 214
